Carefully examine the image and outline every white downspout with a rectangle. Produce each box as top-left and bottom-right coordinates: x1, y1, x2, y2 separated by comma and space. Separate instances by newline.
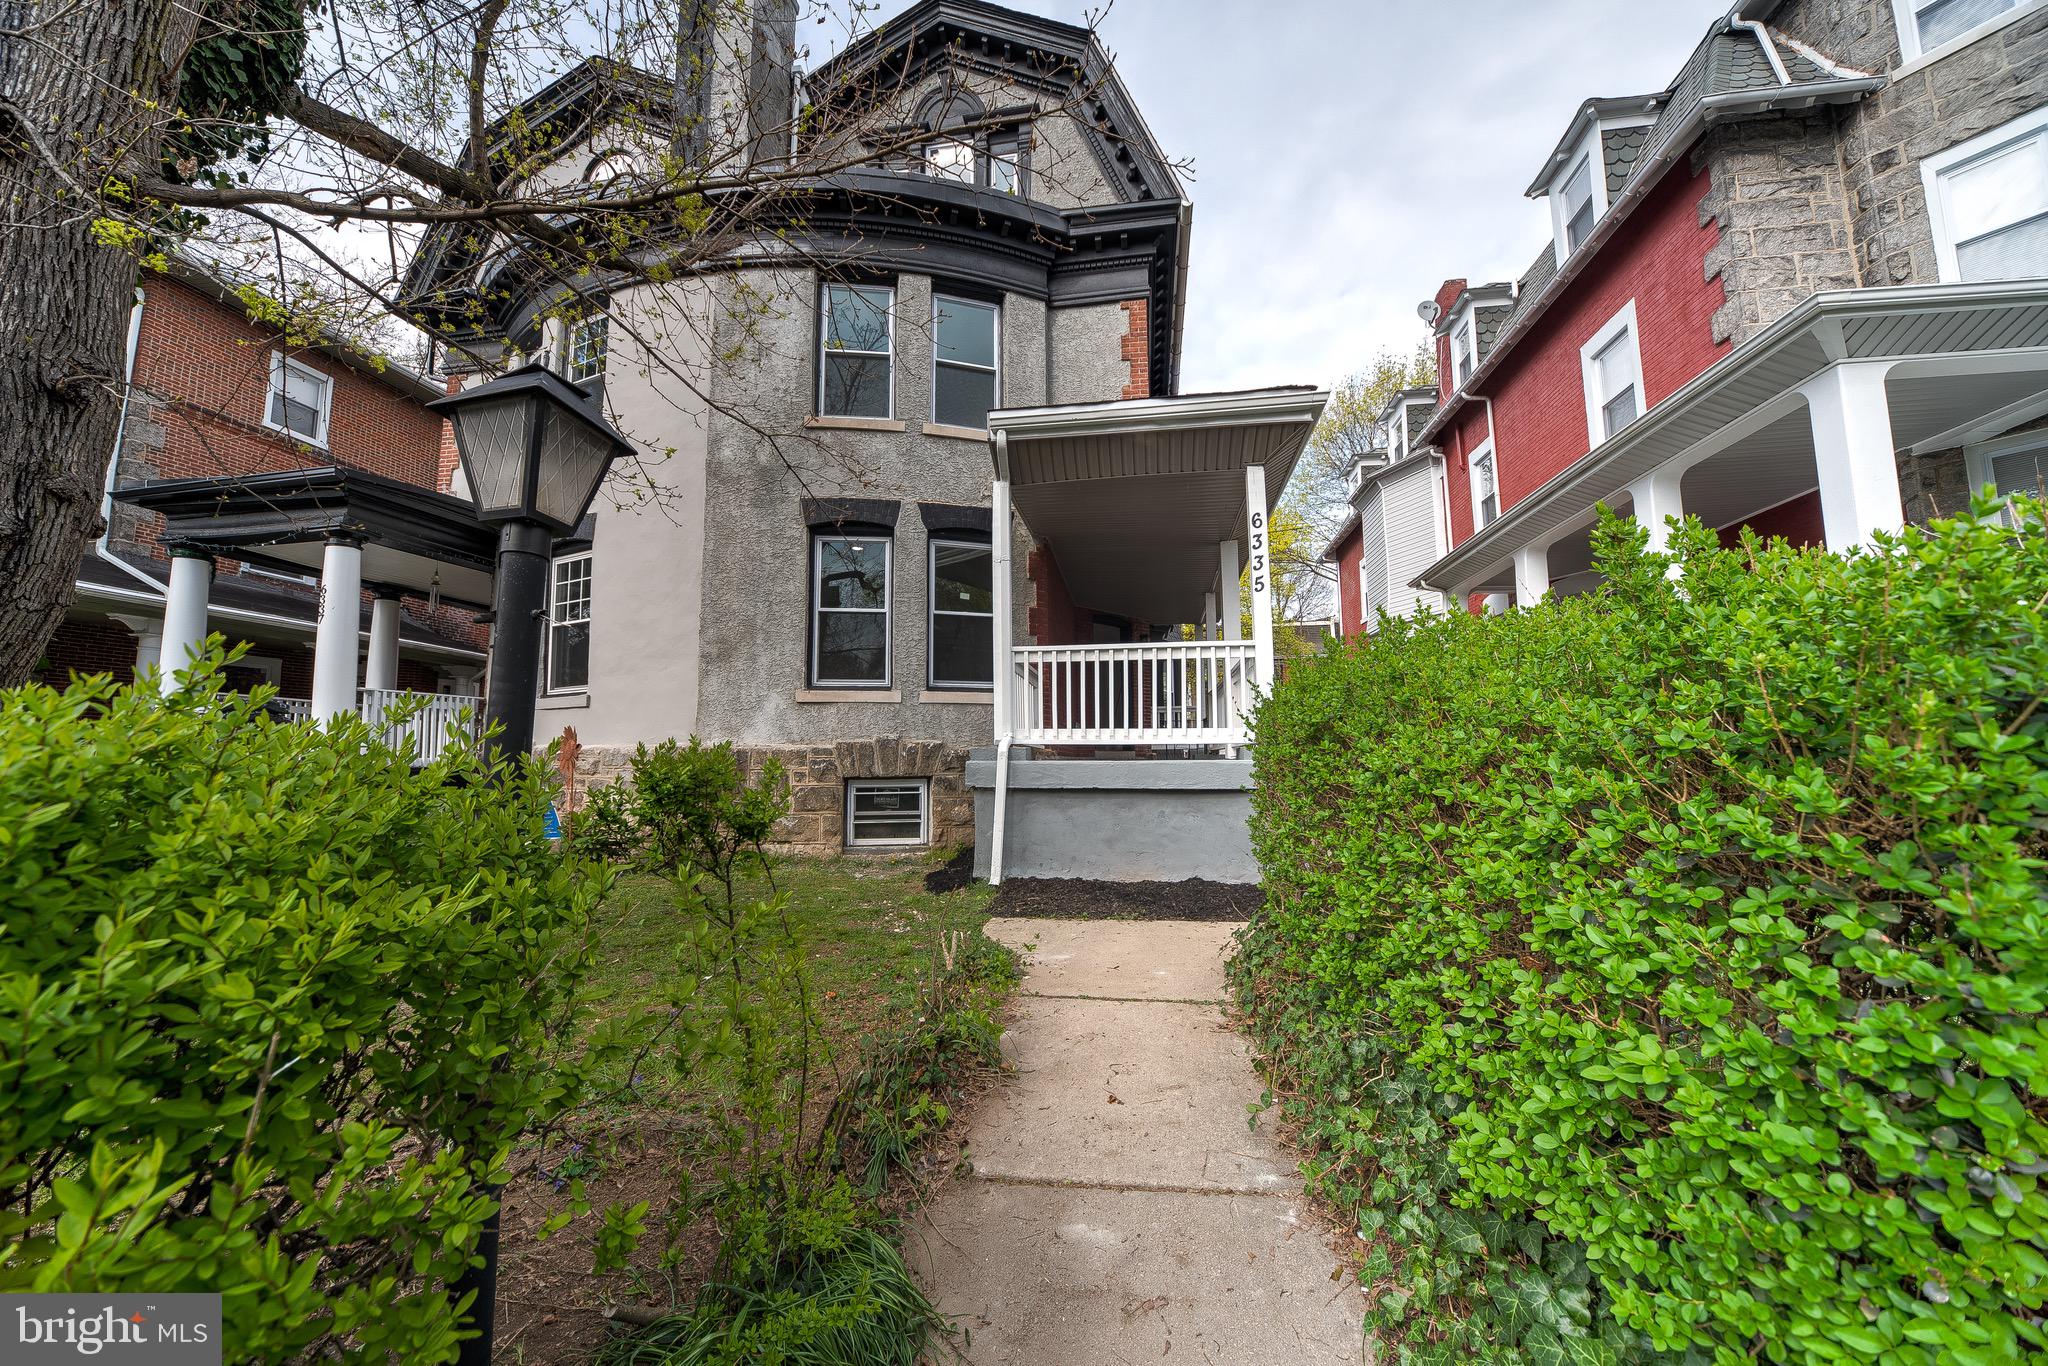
1730, 17, 1794, 86
98, 287, 167, 595
988, 433, 1014, 887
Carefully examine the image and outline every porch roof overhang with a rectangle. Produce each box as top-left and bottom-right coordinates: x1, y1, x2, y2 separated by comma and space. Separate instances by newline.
114, 466, 502, 604
988, 387, 1329, 624
1418, 281, 2048, 595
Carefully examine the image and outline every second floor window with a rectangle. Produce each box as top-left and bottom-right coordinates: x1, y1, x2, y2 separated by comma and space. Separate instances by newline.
933, 296, 999, 429
928, 539, 993, 688
266, 353, 332, 446
812, 534, 891, 686
1471, 448, 1499, 529
1928, 108, 2048, 282
566, 317, 608, 385
548, 553, 592, 692
820, 284, 894, 418
1898, 0, 2021, 58
1582, 303, 1644, 444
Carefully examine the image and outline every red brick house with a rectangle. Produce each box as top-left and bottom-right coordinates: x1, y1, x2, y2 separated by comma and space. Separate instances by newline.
45, 258, 487, 706
1331, 0, 2048, 624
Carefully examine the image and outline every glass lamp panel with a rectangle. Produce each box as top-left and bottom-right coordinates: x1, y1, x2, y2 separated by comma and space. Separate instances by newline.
453, 395, 536, 518
533, 411, 614, 529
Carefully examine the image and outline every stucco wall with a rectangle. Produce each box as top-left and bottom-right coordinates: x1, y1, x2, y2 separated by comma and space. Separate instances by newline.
1047, 301, 1134, 405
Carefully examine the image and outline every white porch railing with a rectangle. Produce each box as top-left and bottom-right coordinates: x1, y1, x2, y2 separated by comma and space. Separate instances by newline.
1010, 640, 1256, 747
357, 689, 480, 764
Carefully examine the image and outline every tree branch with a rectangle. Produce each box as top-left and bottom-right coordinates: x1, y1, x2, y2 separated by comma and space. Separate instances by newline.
279, 86, 491, 204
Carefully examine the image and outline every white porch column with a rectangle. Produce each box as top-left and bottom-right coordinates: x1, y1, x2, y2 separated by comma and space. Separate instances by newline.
990, 477, 1013, 739
1482, 592, 1512, 616
310, 535, 363, 726
159, 550, 213, 693
1203, 590, 1218, 641
1513, 543, 1551, 606
1800, 361, 1905, 550
1217, 537, 1242, 641
108, 613, 164, 681
1245, 464, 1276, 694
363, 590, 402, 694
1628, 465, 1688, 556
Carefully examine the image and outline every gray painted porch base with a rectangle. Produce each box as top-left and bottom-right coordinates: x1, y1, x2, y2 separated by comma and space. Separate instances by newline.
965, 748, 1258, 884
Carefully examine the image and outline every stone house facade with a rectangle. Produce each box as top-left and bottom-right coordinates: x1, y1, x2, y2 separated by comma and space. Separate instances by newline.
1328, 0, 2048, 622
404, 0, 1189, 852
43, 260, 487, 696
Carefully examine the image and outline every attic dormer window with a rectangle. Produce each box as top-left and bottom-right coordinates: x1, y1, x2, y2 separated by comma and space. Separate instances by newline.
1452, 319, 1475, 386
914, 89, 1029, 195
926, 137, 976, 183
1561, 155, 1597, 252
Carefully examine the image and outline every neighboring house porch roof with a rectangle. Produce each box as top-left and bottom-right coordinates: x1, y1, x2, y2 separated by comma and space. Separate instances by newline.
989, 387, 1328, 624
114, 466, 503, 606
1418, 281, 2048, 596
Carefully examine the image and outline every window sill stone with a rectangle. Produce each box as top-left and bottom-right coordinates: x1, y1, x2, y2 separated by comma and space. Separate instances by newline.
536, 691, 590, 710
922, 422, 991, 442
804, 415, 907, 433
795, 687, 902, 703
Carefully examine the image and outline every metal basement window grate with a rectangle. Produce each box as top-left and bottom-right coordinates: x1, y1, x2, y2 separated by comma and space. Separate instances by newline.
845, 779, 929, 847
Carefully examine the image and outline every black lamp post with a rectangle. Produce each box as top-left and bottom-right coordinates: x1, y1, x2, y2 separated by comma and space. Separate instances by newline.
426, 363, 629, 1365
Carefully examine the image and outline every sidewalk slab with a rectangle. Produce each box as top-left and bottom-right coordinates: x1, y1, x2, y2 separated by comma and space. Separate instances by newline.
910, 1181, 1363, 1364
983, 917, 1238, 1002
968, 996, 1298, 1194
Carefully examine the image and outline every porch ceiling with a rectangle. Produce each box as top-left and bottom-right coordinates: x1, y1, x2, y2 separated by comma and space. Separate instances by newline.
1425, 281, 2048, 595
114, 466, 502, 602
989, 387, 1328, 624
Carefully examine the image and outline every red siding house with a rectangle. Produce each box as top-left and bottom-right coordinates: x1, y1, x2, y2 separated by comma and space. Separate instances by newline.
1335, 0, 2048, 619
45, 259, 487, 704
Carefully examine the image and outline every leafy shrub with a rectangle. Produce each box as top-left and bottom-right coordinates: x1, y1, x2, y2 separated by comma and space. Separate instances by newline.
1235, 500, 2048, 1364
0, 660, 610, 1362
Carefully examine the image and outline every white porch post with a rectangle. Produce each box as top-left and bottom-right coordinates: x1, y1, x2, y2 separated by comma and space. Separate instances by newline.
1513, 542, 1551, 606
108, 612, 164, 680
990, 477, 1013, 740
1800, 360, 1905, 550
1245, 464, 1276, 695
1203, 590, 1218, 641
1628, 465, 1688, 556
159, 549, 213, 693
364, 590, 402, 694
1217, 537, 1242, 641
310, 535, 363, 726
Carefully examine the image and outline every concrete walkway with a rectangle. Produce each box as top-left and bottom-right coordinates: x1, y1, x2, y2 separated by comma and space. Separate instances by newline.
910, 918, 1365, 1364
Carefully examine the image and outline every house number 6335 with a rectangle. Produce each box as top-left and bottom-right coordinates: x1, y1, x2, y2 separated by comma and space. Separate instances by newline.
1249, 510, 1267, 594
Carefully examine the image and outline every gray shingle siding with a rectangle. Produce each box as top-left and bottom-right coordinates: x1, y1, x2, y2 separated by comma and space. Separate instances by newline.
1603, 123, 1651, 197
1474, 303, 1513, 361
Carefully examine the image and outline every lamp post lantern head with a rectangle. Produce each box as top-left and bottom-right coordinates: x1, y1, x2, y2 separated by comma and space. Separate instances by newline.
428, 363, 630, 535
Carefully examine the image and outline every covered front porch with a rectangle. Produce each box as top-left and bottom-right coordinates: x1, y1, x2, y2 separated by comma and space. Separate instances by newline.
115, 466, 502, 762
976, 387, 1328, 883
1429, 282, 2048, 605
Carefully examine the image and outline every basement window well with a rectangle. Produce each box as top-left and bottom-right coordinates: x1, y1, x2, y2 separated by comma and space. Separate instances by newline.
845, 779, 928, 847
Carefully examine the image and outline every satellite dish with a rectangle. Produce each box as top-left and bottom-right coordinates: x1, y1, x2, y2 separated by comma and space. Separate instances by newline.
1417, 300, 1442, 326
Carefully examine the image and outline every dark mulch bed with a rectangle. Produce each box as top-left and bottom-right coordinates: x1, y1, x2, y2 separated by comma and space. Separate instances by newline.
923, 845, 976, 894
990, 877, 1261, 921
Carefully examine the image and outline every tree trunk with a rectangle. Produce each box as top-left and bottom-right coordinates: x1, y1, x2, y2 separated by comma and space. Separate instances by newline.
0, 1, 200, 684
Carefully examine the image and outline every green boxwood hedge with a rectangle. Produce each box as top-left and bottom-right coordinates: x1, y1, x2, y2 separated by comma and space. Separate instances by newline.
1234, 501, 2048, 1364
0, 664, 609, 1362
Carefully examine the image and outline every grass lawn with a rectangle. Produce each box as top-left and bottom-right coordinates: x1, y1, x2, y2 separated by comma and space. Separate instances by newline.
494, 849, 999, 1364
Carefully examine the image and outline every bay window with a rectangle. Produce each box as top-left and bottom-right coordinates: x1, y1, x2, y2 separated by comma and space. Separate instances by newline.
933, 295, 999, 430
820, 284, 894, 418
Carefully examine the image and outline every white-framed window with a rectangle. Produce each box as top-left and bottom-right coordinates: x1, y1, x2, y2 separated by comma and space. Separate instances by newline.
565, 316, 608, 385
933, 295, 999, 429
811, 533, 891, 687
1965, 429, 2048, 522
547, 552, 592, 693
819, 283, 894, 418
928, 538, 993, 688
1559, 153, 1598, 255
1580, 301, 1644, 445
1892, 0, 2040, 65
1452, 318, 1475, 387
1924, 105, 2048, 283
925, 138, 977, 183
845, 778, 928, 847
1469, 441, 1499, 530
265, 353, 333, 447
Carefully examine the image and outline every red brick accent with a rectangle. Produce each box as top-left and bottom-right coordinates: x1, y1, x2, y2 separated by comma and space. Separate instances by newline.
435, 375, 462, 493
1718, 489, 1824, 549
1118, 299, 1150, 400
1443, 163, 1728, 548
1432, 279, 1469, 404
1026, 541, 1089, 646
1332, 524, 1364, 637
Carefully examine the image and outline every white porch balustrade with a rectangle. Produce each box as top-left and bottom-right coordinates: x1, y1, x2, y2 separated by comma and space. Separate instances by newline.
356, 689, 480, 764
1010, 640, 1257, 747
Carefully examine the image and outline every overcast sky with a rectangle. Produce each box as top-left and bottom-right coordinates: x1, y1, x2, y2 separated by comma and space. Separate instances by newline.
823, 0, 1728, 392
